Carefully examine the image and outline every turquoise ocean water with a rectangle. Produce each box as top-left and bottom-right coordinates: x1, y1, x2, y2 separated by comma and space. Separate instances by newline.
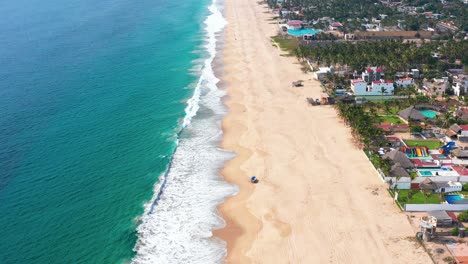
0, 0, 233, 263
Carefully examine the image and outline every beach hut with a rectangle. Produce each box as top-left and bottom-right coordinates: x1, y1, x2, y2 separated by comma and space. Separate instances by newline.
398, 106, 426, 122
419, 178, 437, 191
383, 149, 414, 169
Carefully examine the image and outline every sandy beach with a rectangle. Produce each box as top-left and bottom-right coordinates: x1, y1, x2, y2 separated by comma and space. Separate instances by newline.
214, 0, 433, 263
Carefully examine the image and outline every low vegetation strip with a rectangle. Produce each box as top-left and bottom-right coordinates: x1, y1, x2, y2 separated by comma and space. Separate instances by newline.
403, 139, 442, 149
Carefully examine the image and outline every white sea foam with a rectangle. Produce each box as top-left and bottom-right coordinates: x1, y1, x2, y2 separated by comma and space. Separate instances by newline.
132, 0, 237, 263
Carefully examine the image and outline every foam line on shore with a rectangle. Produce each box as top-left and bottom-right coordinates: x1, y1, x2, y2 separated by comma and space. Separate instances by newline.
131, 0, 237, 262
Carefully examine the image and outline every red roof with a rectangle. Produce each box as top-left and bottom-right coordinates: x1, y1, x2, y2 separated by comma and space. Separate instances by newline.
373, 80, 382, 84
384, 80, 393, 84
376, 123, 409, 132
447, 212, 458, 223
452, 166, 468, 176
330, 22, 343, 27
410, 159, 439, 167
352, 79, 364, 84
287, 20, 303, 26
376, 68, 384, 73
459, 125, 468, 131
366, 68, 374, 73
400, 77, 413, 81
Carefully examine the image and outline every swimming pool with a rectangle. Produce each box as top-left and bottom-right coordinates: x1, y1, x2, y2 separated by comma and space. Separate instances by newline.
445, 194, 468, 204
419, 109, 437, 119
287, 28, 318, 36
419, 170, 433, 176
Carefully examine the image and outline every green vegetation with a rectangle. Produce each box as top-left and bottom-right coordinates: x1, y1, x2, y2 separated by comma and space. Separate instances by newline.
403, 139, 441, 149
271, 36, 298, 54
295, 40, 467, 79
463, 183, 468, 192
335, 102, 385, 149
458, 210, 468, 222
450, 227, 459, 236
396, 190, 442, 205
379, 115, 402, 124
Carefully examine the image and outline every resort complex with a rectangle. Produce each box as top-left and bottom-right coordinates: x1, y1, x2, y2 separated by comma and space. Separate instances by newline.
266, 0, 468, 262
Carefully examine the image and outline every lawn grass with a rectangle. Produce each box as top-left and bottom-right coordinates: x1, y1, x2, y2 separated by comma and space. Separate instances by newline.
396, 190, 443, 205
404, 139, 442, 149
271, 36, 298, 54
379, 115, 403, 124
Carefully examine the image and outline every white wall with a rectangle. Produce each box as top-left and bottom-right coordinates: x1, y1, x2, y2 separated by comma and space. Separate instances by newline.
405, 204, 468, 211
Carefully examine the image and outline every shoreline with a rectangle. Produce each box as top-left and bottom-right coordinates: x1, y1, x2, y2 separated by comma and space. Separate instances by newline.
215, 0, 433, 263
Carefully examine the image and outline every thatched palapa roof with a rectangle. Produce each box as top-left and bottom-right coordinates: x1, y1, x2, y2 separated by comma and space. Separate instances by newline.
389, 163, 410, 177
419, 178, 437, 190
398, 106, 426, 121
383, 149, 414, 169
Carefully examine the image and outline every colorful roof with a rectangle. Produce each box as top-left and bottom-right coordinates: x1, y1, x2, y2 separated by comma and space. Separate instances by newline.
287, 20, 303, 26
330, 22, 343, 27
459, 125, 468, 131
366, 68, 374, 73
352, 79, 365, 84
376, 68, 384, 73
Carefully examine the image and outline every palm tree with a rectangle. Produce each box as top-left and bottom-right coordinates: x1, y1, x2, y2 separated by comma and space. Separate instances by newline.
380, 87, 388, 100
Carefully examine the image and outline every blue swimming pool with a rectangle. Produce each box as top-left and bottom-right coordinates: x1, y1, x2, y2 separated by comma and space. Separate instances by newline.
419, 109, 437, 119
419, 171, 433, 176
287, 28, 318, 36
445, 194, 465, 204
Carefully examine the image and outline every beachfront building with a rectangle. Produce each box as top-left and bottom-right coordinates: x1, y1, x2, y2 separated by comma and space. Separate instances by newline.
350, 79, 394, 96
435, 181, 463, 193
313, 67, 333, 81
395, 77, 414, 88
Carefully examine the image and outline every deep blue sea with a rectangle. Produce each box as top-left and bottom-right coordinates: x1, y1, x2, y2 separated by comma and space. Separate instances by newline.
0, 0, 234, 263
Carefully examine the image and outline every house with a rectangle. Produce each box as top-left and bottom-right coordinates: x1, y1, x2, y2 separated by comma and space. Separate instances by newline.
383, 149, 414, 169
419, 178, 438, 191
350, 79, 394, 96
362, 67, 384, 82
287, 20, 303, 30
411, 69, 420, 79
452, 75, 468, 96
435, 181, 463, 193
388, 176, 411, 189
428, 210, 453, 227
344, 33, 355, 40
398, 106, 426, 121
376, 122, 409, 134
456, 108, 468, 121
395, 77, 414, 87
436, 21, 459, 32
313, 67, 333, 81
423, 78, 449, 96
329, 22, 343, 30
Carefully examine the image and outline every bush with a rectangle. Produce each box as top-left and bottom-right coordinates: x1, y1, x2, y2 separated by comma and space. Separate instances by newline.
463, 183, 468, 191
450, 227, 459, 236
458, 210, 468, 222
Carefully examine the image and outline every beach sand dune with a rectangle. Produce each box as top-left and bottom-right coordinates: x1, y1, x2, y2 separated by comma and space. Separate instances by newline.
215, 0, 433, 263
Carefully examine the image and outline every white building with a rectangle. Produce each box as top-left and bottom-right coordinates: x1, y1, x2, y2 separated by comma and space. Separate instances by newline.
435, 181, 462, 193
452, 75, 468, 96
313, 67, 333, 80
423, 78, 449, 96
362, 67, 384, 82
395, 77, 414, 87
350, 79, 394, 96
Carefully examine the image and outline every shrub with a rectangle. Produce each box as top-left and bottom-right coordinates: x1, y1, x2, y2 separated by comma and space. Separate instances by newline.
458, 210, 468, 222
462, 183, 468, 191
450, 227, 459, 236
